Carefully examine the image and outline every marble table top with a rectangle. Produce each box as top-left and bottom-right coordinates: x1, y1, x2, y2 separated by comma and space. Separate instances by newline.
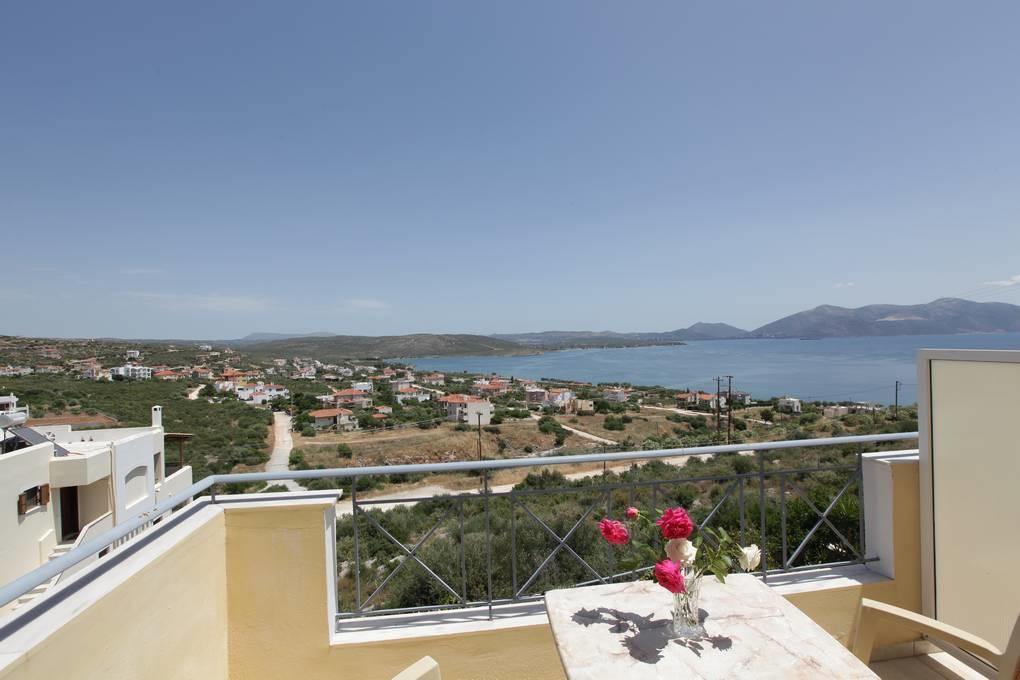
544, 574, 877, 679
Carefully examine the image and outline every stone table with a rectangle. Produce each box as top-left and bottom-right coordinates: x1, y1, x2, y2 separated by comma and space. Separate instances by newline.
544, 574, 877, 679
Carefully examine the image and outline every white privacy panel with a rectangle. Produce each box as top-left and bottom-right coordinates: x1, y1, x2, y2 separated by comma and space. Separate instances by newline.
924, 355, 1020, 651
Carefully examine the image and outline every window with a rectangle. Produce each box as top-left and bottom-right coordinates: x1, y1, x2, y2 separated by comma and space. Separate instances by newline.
17, 484, 49, 515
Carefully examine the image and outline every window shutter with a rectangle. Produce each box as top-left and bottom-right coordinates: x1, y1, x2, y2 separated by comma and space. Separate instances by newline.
40, 484, 51, 505
17, 493, 27, 515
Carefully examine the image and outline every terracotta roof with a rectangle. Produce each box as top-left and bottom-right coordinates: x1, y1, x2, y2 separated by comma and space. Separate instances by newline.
334, 389, 368, 396
309, 408, 354, 418
440, 394, 485, 404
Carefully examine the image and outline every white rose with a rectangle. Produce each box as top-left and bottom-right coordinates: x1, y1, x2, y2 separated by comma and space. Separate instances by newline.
665, 538, 697, 566
738, 544, 762, 572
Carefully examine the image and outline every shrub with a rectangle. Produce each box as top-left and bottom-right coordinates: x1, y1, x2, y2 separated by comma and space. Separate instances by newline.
336, 444, 353, 459
603, 415, 626, 431
483, 425, 501, 434
300, 426, 316, 438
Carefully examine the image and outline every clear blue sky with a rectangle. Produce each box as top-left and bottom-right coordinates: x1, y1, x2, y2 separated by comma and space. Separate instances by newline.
3, 1, 1020, 339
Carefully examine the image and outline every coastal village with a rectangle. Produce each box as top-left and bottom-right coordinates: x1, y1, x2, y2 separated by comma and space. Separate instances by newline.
0, 335, 914, 485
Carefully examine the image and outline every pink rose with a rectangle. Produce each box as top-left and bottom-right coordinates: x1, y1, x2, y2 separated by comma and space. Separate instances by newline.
654, 559, 686, 594
599, 518, 630, 545
625, 507, 639, 519
656, 507, 694, 540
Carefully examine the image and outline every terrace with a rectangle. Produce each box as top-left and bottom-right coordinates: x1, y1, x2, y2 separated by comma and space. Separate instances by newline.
0, 350, 1015, 679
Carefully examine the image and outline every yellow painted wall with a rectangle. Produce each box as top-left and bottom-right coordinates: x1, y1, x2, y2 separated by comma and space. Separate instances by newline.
223, 502, 565, 680
784, 460, 922, 648
0, 461, 926, 680
0, 510, 228, 680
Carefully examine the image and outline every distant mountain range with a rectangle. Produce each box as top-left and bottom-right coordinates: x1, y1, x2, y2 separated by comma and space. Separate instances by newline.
233, 331, 336, 344
241, 333, 528, 361
750, 298, 1020, 338
227, 298, 1020, 358
491, 322, 748, 349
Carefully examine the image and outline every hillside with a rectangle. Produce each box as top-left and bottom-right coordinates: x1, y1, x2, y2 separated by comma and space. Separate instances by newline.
243, 333, 530, 360
751, 298, 1020, 338
492, 322, 748, 348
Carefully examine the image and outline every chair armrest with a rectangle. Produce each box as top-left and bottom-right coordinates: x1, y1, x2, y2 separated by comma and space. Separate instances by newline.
392, 656, 442, 680
852, 598, 1002, 665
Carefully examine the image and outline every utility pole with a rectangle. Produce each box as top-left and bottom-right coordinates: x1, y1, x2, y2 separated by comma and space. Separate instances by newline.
714, 377, 723, 440
894, 380, 901, 419
724, 375, 734, 444
477, 412, 484, 487
477, 412, 483, 462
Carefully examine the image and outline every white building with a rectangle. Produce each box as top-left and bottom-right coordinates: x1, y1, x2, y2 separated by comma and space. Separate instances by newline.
308, 408, 359, 431
124, 350, 141, 360
389, 378, 413, 393
547, 389, 576, 411
394, 386, 430, 404
0, 405, 192, 611
823, 405, 850, 418
0, 394, 29, 419
439, 395, 494, 426
109, 365, 152, 380
777, 397, 802, 414
603, 388, 630, 403
235, 383, 289, 404
352, 381, 372, 393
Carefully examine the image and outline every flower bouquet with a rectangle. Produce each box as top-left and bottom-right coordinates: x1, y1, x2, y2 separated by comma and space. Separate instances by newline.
598, 505, 761, 636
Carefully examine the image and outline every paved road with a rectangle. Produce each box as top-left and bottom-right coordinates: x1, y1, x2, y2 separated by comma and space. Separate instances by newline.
332, 450, 726, 516
264, 412, 306, 492
186, 385, 203, 401
528, 412, 618, 446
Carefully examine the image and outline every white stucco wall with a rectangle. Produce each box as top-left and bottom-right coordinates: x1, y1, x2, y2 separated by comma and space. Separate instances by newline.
109, 431, 161, 522
0, 443, 57, 601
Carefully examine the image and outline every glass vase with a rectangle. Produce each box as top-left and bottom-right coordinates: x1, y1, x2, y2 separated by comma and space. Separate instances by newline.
670, 570, 704, 637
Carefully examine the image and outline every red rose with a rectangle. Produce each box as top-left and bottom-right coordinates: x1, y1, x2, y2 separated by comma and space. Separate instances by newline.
654, 559, 686, 594
656, 507, 694, 540
598, 518, 630, 545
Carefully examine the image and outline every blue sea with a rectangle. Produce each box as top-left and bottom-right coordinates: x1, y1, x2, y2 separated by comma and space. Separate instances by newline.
407, 333, 1020, 405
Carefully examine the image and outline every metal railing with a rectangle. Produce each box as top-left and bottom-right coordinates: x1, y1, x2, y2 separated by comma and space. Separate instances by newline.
0, 432, 918, 618
337, 433, 917, 623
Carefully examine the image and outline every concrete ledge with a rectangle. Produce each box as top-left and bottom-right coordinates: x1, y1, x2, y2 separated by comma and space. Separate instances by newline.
334, 601, 550, 645
214, 490, 341, 510
768, 564, 892, 595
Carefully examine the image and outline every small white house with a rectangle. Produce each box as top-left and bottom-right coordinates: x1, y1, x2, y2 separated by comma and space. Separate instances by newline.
603, 388, 630, 403
439, 395, 494, 426
308, 408, 359, 431
394, 387, 430, 404
777, 397, 802, 414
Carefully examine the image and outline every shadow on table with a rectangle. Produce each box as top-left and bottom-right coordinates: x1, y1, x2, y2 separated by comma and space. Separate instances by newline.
572, 607, 732, 665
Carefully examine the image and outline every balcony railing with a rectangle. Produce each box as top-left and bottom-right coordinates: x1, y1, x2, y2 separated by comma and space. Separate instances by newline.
0, 432, 918, 628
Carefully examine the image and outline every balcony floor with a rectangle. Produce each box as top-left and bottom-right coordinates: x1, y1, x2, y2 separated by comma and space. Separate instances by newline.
871, 652, 988, 680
